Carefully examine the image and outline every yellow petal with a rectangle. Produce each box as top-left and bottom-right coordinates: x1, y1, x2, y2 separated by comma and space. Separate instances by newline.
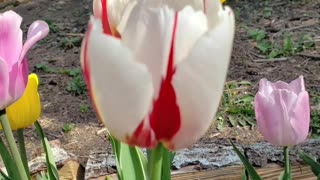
2, 74, 41, 130
220, 0, 226, 3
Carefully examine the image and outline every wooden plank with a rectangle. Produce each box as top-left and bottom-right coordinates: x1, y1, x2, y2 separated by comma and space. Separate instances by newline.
93, 164, 316, 180
172, 164, 316, 180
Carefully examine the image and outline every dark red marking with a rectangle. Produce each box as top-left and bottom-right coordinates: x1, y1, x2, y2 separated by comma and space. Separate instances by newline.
130, 13, 181, 148
101, 0, 112, 35
149, 12, 181, 141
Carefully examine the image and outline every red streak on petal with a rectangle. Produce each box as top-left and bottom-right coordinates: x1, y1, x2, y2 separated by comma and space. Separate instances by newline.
149, 12, 181, 141
203, 0, 207, 14
127, 120, 154, 147
101, 0, 112, 35
127, 13, 181, 148
83, 23, 104, 123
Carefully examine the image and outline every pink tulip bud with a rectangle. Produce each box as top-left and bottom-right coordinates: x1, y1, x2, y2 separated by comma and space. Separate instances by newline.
254, 76, 310, 146
0, 11, 49, 110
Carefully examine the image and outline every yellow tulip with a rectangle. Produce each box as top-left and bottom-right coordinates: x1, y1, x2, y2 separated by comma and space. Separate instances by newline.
2, 74, 41, 130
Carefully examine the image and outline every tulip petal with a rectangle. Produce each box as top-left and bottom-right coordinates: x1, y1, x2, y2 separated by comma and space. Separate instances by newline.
19, 20, 49, 63
8, 58, 28, 105
0, 57, 9, 110
258, 78, 275, 96
85, 19, 154, 142
121, 4, 175, 99
5, 74, 40, 130
93, 0, 102, 19
0, 10, 22, 68
274, 81, 293, 91
204, 0, 224, 28
255, 90, 298, 146
289, 75, 305, 94
289, 91, 310, 144
174, 6, 208, 65
170, 6, 235, 149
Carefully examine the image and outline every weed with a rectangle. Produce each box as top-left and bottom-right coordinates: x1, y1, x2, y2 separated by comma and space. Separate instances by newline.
247, 27, 315, 58
35, 63, 55, 73
44, 19, 60, 33
62, 123, 75, 133
66, 74, 87, 95
215, 81, 255, 131
60, 37, 82, 49
80, 104, 90, 113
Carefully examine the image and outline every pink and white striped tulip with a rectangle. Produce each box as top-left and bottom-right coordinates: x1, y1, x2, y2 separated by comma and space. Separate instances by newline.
255, 76, 310, 146
0, 10, 49, 110
81, 0, 235, 150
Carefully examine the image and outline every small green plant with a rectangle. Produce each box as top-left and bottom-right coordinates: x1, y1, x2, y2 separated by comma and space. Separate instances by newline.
80, 104, 90, 113
35, 63, 54, 73
215, 81, 255, 131
60, 37, 82, 49
247, 27, 315, 59
43, 19, 60, 33
66, 74, 87, 95
62, 123, 75, 133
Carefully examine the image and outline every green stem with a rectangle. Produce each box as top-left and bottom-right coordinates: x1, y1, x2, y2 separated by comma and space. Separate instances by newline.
150, 144, 164, 180
284, 146, 291, 180
0, 110, 28, 180
17, 129, 31, 180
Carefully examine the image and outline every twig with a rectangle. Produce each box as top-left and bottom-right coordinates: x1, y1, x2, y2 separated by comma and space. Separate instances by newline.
254, 57, 288, 63
297, 53, 320, 60
272, 22, 319, 38
59, 33, 84, 37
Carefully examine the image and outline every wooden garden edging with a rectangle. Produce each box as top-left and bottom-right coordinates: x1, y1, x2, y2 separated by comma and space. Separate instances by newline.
171, 164, 315, 180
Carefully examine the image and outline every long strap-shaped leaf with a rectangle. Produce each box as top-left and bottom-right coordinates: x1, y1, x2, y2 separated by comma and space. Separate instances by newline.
119, 143, 147, 180
0, 137, 20, 179
34, 121, 59, 180
230, 140, 261, 180
299, 151, 320, 177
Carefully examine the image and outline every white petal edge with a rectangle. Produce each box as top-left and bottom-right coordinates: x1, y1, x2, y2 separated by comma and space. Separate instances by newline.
120, 3, 175, 100
170, 6, 235, 149
174, 6, 208, 65
86, 19, 154, 141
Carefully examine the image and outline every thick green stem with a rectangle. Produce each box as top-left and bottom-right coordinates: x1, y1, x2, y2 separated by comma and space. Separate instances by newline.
150, 144, 164, 180
284, 146, 291, 180
17, 129, 31, 180
0, 110, 28, 180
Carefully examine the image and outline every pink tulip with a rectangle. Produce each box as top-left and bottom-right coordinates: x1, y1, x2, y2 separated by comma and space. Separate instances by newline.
255, 76, 310, 146
0, 11, 49, 110
81, 0, 235, 150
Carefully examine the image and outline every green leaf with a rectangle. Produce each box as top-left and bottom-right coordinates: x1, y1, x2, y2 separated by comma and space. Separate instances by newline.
119, 144, 147, 180
108, 133, 122, 180
161, 148, 174, 180
257, 41, 271, 54
34, 121, 59, 180
230, 140, 261, 180
278, 171, 284, 180
0, 169, 11, 180
0, 137, 20, 180
241, 169, 248, 180
299, 151, 320, 176
284, 36, 293, 53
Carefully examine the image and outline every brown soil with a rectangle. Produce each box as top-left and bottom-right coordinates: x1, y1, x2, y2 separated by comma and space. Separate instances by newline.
0, 0, 319, 168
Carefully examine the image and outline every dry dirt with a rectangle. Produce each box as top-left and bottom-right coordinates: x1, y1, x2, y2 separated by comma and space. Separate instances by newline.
0, 0, 319, 168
